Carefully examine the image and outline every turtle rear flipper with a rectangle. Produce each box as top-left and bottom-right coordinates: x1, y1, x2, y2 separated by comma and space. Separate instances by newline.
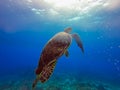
72, 33, 84, 53
32, 59, 57, 89
33, 59, 57, 87
40, 59, 56, 83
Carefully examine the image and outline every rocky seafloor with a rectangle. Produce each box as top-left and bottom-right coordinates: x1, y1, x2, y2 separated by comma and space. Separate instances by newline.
0, 71, 120, 90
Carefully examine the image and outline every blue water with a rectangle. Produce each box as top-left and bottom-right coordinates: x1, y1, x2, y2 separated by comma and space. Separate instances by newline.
0, 0, 120, 90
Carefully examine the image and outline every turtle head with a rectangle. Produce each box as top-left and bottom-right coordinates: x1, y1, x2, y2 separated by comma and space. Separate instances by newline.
64, 27, 72, 33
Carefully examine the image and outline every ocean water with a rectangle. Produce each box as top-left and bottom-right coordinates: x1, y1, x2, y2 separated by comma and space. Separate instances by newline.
0, 0, 120, 90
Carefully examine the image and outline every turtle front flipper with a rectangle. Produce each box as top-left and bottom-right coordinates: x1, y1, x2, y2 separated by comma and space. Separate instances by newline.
72, 33, 84, 53
64, 50, 69, 57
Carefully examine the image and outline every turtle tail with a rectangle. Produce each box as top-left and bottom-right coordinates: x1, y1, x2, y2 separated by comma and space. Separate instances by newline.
32, 78, 39, 90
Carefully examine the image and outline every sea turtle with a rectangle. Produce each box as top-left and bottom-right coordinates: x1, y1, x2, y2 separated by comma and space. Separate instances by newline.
32, 27, 84, 89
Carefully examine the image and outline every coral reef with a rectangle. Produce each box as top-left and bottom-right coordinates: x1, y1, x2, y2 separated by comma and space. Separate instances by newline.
0, 72, 119, 90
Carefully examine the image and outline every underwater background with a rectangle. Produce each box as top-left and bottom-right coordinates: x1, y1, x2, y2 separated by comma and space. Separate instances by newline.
0, 0, 120, 90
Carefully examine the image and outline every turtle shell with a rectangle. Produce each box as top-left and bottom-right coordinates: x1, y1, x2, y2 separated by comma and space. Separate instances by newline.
35, 32, 72, 83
